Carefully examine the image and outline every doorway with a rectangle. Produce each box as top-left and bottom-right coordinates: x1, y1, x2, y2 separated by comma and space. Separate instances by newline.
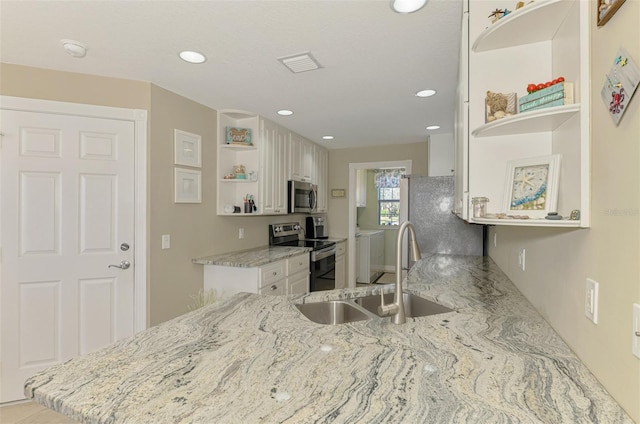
0, 96, 147, 402
347, 160, 411, 288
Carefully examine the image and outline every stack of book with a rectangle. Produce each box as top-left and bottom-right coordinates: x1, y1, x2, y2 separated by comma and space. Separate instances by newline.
518, 82, 574, 113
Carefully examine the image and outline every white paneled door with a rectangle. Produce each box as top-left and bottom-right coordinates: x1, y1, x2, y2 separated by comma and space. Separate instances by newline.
0, 104, 141, 402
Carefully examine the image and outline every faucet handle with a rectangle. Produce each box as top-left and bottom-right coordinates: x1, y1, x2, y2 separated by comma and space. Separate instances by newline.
378, 291, 399, 317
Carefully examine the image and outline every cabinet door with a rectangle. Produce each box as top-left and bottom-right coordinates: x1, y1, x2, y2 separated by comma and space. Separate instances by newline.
315, 146, 328, 212
260, 119, 287, 214
287, 272, 309, 295
288, 132, 303, 182
302, 140, 314, 183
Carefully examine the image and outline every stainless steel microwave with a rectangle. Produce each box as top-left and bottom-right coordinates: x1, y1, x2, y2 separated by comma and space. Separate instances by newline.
288, 180, 317, 214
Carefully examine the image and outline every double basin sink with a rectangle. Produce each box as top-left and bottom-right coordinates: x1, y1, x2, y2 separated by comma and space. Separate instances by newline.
295, 292, 453, 325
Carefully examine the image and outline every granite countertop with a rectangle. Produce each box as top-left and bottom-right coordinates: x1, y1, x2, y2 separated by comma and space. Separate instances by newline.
25, 255, 633, 423
192, 245, 311, 268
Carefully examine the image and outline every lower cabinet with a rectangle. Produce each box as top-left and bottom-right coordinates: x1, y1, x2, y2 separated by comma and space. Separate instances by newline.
204, 252, 309, 297
334, 241, 347, 289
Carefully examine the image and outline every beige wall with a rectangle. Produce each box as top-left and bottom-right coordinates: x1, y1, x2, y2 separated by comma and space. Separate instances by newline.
487, 3, 640, 421
0, 63, 150, 109
327, 142, 428, 239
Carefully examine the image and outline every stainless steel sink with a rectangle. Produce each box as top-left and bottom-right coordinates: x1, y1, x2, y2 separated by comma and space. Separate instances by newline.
295, 301, 372, 325
354, 292, 453, 318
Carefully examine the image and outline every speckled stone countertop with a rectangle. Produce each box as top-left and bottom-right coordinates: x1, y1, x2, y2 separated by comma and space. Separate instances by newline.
25, 255, 633, 423
192, 245, 311, 267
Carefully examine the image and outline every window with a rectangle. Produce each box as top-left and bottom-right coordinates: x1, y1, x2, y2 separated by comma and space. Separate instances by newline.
378, 187, 400, 225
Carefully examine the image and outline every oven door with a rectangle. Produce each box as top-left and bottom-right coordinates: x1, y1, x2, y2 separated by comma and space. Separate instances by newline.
310, 246, 336, 291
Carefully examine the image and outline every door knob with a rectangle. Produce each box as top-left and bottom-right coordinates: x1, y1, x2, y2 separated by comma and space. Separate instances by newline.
108, 260, 131, 270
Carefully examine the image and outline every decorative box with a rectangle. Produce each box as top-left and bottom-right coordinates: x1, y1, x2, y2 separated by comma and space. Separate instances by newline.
225, 127, 252, 145
519, 82, 574, 113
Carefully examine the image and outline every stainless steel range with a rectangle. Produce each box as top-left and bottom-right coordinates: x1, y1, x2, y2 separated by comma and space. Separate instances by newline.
269, 223, 336, 292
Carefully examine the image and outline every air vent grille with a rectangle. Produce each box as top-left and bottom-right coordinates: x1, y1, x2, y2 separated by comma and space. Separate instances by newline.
278, 52, 322, 73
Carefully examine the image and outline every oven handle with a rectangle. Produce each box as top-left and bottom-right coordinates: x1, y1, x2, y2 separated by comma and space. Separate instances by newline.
311, 246, 336, 262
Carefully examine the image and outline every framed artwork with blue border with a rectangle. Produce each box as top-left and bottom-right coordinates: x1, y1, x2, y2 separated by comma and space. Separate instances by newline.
503, 154, 562, 219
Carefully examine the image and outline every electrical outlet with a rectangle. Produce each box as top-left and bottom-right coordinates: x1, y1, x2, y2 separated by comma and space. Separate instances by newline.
518, 248, 525, 271
493, 233, 497, 247
161, 234, 170, 249
239, 228, 245, 239
585, 278, 599, 324
633, 303, 640, 359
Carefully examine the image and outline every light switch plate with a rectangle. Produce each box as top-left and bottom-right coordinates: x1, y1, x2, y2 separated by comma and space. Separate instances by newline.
585, 278, 599, 324
633, 303, 640, 359
161, 234, 170, 249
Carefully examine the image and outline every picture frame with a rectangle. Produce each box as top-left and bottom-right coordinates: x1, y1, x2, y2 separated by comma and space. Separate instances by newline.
225, 127, 253, 146
331, 188, 346, 198
174, 168, 202, 203
174, 129, 201, 168
503, 154, 561, 219
597, 0, 626, 27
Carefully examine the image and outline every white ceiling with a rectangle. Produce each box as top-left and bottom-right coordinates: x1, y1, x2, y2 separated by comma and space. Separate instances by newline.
0, 0, 462, 149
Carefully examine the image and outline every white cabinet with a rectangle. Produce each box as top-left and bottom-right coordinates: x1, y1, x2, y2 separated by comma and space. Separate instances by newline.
334, 241, 347, 289
356, 231, 384, 283
459, 0, 590, 227
204, 253, 309, 297
314, 145, 328, 212
288, 133, 313, 183
260, 119, 287, 215
356, 169, 367, 207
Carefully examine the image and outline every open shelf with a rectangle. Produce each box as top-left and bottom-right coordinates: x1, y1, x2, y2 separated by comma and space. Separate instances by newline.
470, 217, 582, 227
471, 104, 580, 137
472, 0, 576, 52
220, 144, 256, 151
220, 179, 256, 183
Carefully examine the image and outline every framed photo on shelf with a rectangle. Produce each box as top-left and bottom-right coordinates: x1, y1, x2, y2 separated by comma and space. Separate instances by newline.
174, 129, 202, 168
597, 0, 626, 27
174, 168, 202, 203
503, 154, 562, 219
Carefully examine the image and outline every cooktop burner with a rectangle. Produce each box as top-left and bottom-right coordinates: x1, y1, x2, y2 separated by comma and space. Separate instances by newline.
268, 222, 335, 251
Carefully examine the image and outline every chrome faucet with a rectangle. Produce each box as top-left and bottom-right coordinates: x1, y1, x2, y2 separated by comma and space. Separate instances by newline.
378, 220, 422, 324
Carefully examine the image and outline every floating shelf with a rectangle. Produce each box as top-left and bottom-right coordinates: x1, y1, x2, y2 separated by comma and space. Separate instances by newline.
471, 104, 580, 137
470, 217, 583, 228
220, 144, 257, 151
472, 0, 576, 52
220, 179, 256, 183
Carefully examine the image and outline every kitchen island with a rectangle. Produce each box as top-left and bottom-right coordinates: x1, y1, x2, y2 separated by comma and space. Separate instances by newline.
24, 255, 633, 423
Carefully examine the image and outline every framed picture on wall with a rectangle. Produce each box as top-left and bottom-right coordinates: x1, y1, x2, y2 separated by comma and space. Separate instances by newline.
597, 0, 626, 26
174, 168, 202, 203
174, 129, 202, 168
503, 154, 562, 219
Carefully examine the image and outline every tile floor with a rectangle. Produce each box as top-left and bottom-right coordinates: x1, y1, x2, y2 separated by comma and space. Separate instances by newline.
0, 401, 77, 424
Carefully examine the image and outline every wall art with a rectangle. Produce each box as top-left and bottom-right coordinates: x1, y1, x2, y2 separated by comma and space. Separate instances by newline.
601, 47, 640, 125
174, 129, 201, 168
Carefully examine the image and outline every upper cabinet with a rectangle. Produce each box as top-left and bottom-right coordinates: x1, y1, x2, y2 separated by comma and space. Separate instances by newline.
457, 0, 590, 227
217, 109, 328, 216
288, 133, 314, 183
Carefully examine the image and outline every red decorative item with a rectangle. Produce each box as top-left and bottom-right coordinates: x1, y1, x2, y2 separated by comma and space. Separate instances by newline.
527, 76, 565, 93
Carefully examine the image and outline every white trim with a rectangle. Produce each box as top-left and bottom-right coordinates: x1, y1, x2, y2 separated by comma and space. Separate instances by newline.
0, 96, 149, 332
348, 160, 412, 288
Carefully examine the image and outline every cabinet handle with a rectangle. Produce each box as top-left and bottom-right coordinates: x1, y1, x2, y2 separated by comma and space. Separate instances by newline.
270, 285, 278, 291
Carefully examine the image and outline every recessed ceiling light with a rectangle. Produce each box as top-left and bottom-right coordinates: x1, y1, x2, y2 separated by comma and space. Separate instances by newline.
179, 50, 206, 64
415, 89, 436, 98
426, 125, 440, 130
277, 110, 294, 116
61, 39, 87, 58
391, 0, 428, 14
322, 135, 335, 140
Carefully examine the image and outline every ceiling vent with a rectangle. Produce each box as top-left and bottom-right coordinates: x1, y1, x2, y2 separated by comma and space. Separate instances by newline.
278, 52, 322, 73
